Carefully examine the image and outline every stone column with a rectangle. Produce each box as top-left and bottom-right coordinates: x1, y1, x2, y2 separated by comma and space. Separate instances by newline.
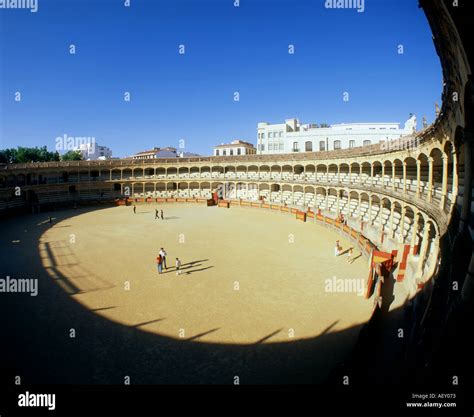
427, 156, 434, 203
416, 160, 421, 198
414, 224, 430, 280
392, 163, 395, 191
440, 153, 448, 210
451, 149, 458, 212
381, 163, 385, 188
379, 200, 384, 232
368, 195, 372, 224
402, 161, 407, 194
389, 205, 395, 238
399, 207, 406, 243
370, 163, 374, 187
411, 213, 419, 249
336, 191, 340, 216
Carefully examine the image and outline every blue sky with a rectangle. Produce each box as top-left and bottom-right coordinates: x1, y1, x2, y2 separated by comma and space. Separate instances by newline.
0, 0, 442, 157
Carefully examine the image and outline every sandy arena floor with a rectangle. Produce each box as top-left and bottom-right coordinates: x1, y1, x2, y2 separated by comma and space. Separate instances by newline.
34, 203, 373, 345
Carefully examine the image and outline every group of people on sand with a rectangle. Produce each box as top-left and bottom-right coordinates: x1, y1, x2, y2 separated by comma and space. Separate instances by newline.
334, 240, 355, 264
156, 247, 182, 276
131, 204, 164, 220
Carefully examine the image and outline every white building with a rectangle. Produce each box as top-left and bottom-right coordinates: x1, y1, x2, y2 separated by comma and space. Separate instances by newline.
256, 115, 417, 154
75, 142, 112, 160
213, 140, 256, 157
132, 147, 179, 160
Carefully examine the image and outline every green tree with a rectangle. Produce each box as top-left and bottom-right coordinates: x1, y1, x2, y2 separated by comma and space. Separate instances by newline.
61, 150, 83, 161
0, 146, 60, 163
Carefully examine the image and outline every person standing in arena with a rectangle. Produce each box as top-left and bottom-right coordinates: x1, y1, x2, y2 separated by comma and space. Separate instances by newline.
155, 208, 159, 219
133, 204, 136, 214
156, 253, 163, 274
159, 247, 167, 269
160, 209, 164, 220
175, 258, 182, 275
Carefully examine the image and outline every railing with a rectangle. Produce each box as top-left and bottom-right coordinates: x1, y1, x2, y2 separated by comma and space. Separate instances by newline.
0, 132, 431, 171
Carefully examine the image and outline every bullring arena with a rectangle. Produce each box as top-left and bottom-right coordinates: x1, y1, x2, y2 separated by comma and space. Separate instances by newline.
1, 0, 473, 388
0, 122, 461, 384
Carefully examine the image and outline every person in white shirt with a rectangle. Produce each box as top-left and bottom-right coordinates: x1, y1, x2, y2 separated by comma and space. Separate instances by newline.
334, 240, 341, 257
159, 248, 167, 269
175, 258, 182, 275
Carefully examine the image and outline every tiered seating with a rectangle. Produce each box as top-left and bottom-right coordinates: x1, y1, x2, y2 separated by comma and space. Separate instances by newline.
248, 171, 259, 180
259, 189, 269, 200
306, 173, 316, 182
247, 188, 258, 200
293, 191, 304, 206
225, 172, 237, 180
270, 191, 281, 203
201, 189, 212, 198
304, 193, 315, 207
236, 188, 247, 199
282, 190, 292, 205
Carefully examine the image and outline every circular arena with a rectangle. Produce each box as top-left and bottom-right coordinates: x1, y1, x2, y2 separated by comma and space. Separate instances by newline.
0, 0, 473, 391
35, 204, 373, 344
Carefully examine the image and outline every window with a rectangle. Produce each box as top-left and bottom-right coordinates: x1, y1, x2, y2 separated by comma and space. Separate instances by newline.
268, 143, 273, 151
279, 143, 284, 150
305, 141, 313, 152
349, 140, 355, 148
293, 142, 299, 152
269, 132, 273, 139
334, 140, 341, 150
261, 133, 265, 139
216, 150, 219, 156
261, 144, 265, 151
319, 141, 325, 151
237, 148, 241, 155
230, 149, 234, 156
363, 140, 371, 146
223, 150, 226, 156
279, 131, 283, 137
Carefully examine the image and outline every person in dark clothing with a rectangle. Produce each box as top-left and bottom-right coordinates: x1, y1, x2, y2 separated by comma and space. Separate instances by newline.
160, 209, 164, 220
